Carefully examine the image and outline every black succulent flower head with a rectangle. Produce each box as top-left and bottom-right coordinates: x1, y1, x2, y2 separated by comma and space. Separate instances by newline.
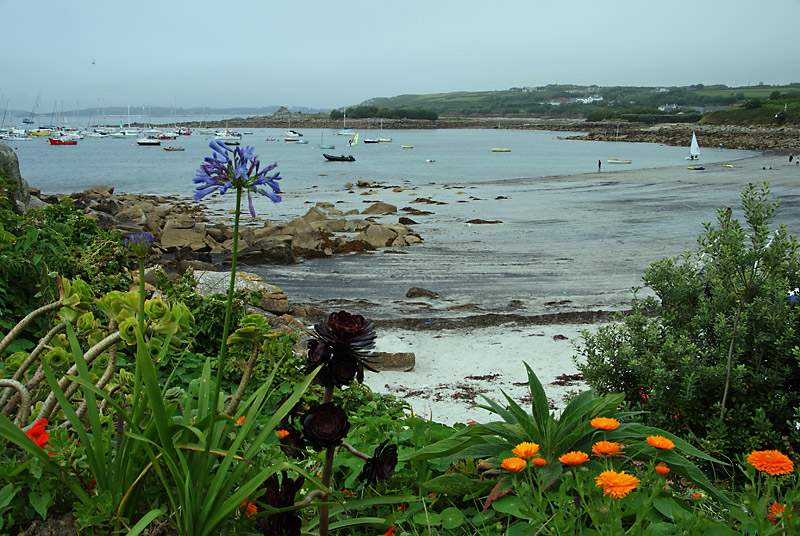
300, 402, 351, 451
306, 311, 377, 387
359, 440, 399, 485
255, 472, 304, 536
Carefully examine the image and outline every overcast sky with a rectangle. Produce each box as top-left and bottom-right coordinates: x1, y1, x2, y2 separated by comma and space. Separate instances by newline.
2, 0, 799, 112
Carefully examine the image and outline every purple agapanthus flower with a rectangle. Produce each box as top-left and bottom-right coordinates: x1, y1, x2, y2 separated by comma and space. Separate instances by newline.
124, 232, 154, 257
193, 140, 282, 216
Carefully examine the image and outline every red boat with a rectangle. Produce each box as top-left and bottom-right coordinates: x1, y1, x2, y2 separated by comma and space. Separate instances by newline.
49, 138, 77, 145
158, 135, 177, 140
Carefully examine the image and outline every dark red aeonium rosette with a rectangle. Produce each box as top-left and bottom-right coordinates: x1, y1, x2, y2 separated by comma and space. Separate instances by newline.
306, 311, 377, 387
255, 472, 304, 536
359, 439, 399, 484
301, 402, 351, 451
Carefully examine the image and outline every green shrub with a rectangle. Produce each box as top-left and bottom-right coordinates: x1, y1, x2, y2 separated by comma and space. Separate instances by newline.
576, 183, 800, 467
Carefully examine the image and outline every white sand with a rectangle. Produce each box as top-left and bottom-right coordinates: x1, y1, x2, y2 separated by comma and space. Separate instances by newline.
365, 322, 607, 425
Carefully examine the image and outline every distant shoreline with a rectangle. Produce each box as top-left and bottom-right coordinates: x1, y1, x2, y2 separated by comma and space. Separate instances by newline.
158, 115, 800, 152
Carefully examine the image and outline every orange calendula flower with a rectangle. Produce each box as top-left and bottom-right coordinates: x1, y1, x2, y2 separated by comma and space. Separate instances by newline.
501, 457, 527, 473
595, 470, 640, 498
747, 450, 795, 476
238, 499, 257, 520
591, 417, 620, 430
768, 502, 786, 524
559, 451, 589, 466
276, 429, 290, 439
646, 435, 675, 450
592, 441, 623, 457
530, 457, 547, 467
655, 462, 670, 476
236, 415, 246, 425
691, 492, 704, 499
512, 441, 540, 460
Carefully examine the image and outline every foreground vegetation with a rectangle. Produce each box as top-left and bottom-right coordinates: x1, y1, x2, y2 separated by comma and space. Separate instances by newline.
2, 144, 800, 534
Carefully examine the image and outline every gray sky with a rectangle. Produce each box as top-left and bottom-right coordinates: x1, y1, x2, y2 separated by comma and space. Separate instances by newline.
2, 0, 798, 112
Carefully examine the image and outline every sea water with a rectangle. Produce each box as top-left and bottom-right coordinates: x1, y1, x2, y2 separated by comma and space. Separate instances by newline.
10, 127, 753, 219
8, 129, 767, 318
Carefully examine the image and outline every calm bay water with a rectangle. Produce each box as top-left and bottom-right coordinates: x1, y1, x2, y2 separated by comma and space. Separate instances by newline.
11, 128, 753, 219
10, 129, 776, 319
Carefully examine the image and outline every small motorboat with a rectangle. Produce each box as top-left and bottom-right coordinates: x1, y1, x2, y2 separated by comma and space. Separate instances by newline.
491, 148, 511, 152
401, 145, 413, 149
163, 146, 185, 151
48, 137, 77, 145
323, 153, 355, 162
136, 136, 161, 146
607, 158, 632, 164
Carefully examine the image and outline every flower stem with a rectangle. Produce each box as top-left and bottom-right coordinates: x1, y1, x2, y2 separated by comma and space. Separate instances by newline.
214, 185, 243, 407
319, 384, 335, 536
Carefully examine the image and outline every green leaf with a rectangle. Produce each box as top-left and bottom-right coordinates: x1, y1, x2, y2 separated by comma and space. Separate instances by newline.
28, 491, 50, 520
412, 511, 441, 527
491, 495, 527, 517
440, 506, 465, 530
0, 483, 19, 510
702, 524, 742, 536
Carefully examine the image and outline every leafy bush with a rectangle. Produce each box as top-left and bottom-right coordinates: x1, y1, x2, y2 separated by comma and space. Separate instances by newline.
577, 183, 800, 466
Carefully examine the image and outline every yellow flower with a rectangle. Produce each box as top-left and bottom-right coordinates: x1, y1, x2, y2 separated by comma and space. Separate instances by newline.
501, 457, 527, 473
646, 435, 675, 450
747, 450, 795, 476
595, 470, 640, 498
512, 441, 540, 460
591, 417, 620, 430
655, 462, 670, 476
530, 457, 547, 467
592, 441, 623, 458
559, 451, 589, 466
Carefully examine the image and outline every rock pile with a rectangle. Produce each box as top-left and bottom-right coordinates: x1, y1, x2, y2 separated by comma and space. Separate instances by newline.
35, 185, 423, 273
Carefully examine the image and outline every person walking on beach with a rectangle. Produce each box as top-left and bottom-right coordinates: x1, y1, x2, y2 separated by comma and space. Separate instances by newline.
598, 159, 601, 172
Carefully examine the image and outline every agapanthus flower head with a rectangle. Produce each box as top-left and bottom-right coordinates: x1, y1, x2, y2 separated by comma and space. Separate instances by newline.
124, 232, 154, 258
306, 311, 378, 387
193, 141, 282, 217
359, 440, 399, 484
747, 449, 795, 476
595, 470, 640, 498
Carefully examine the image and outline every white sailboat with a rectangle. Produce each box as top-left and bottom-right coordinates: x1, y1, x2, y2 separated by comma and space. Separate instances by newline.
376, 117, 392, 142
688, 131, 701, 160
337, 110, 354, 136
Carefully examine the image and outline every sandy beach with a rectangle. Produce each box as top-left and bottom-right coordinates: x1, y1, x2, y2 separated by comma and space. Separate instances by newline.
292, 153, 800, 426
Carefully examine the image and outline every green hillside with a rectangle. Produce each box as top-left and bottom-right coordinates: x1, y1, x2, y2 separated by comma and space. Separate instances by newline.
358, 84, 800, 125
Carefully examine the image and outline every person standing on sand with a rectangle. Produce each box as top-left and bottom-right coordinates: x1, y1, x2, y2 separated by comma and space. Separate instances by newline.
598, 159, 601, 172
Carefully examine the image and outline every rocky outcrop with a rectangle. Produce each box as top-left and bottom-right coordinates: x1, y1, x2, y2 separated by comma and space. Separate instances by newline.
0, 142, 30, 214
33, 187, 424, 273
